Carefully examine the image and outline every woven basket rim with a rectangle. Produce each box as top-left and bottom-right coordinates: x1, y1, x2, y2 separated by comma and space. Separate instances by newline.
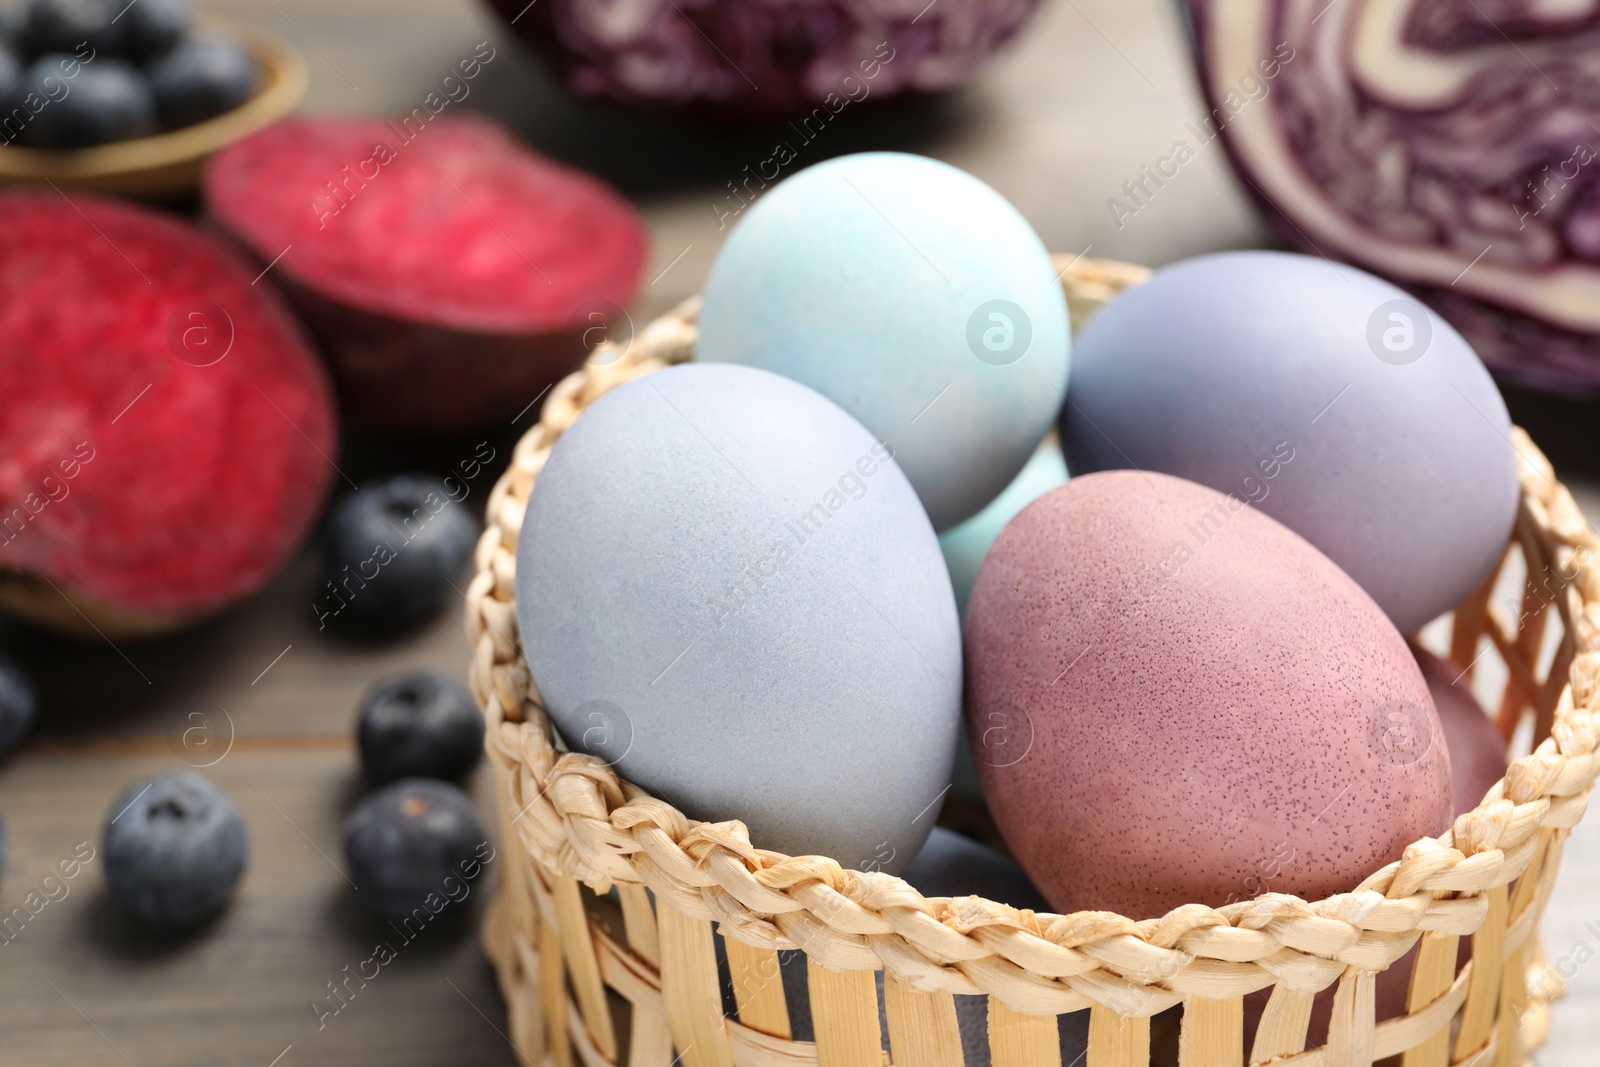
466, 255, 1600, 1013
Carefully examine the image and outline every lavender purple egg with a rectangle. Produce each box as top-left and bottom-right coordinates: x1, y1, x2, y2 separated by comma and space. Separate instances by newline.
1062, 251, 1518, 636
966, 470, 1453, 919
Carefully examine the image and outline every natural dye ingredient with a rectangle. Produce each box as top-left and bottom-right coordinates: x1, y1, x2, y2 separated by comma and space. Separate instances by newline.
343, 778, 488, 920
204, 113, 648, 432
1182, 1, 1600, 392
0, 191, 336, 637
103, 772, 249, 925
0, 651, 35, 759
147, 38, 255, 129
357, 671, 484, 785
19, 56, 157, 147
489, 0, 1046, 121
318, 475, 479, 638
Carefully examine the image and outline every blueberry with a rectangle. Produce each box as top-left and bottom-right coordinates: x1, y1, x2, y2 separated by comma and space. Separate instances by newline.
20, 55, 155, 147
103, 772, 248, 925
357, 671, 483, 786
343, 778, 487, 920
109, 0, 187, 62
22, 0, 113, 57
0, 651, 35, 761
146, 37, 252, 129
320, 474, 480, 637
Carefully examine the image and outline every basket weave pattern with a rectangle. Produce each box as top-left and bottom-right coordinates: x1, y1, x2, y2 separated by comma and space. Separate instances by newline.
466, 257, 1600, 1067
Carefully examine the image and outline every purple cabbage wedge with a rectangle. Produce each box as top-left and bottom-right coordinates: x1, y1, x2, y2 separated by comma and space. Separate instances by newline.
488, 0, 1045, 121
1183, 0, 1600, 393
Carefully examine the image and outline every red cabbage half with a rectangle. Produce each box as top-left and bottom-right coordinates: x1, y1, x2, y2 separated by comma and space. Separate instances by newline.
486, 0, 1044, 122
1184, 0, 1600, 393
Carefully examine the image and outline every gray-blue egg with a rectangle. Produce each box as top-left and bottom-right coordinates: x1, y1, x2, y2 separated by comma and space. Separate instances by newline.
515, 363, 961, 873
902, 826, 1052, 910
1062, 251, 1518, 635
696, 152, 1071, 532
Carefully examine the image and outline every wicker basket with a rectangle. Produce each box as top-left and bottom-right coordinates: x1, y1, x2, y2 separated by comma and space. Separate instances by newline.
465, 256, 1600, 1067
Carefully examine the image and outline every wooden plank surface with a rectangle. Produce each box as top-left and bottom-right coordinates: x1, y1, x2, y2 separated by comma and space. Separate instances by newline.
2, 0, 1599, 1065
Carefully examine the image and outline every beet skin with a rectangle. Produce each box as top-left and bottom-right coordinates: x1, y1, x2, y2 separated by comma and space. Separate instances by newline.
204, 114, 649, 433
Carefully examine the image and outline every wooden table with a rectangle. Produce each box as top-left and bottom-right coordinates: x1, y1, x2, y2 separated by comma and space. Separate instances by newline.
3, 0, 1598, 1063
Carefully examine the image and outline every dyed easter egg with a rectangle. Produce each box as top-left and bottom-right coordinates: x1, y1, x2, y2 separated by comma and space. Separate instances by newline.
1416, 649, 1508, 817
1242, 637, 1504, 1053
516, 363, 960, 872
1062, 251, 1518, 635
967, 470, 1453, 919
697, 152, 1070, 531
944, 440, 1069, 804
903, 826, 1051, 910
940, 437, 1069, 618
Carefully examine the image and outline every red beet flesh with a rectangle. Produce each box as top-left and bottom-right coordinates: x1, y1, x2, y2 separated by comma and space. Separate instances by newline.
0, 190, 337, 637
204, 114, 649, 432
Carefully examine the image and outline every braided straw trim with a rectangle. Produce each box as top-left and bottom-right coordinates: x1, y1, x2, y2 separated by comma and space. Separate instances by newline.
466, 255, 1600, 1021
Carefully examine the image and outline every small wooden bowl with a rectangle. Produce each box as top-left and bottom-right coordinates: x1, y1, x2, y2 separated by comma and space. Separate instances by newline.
0, 17, 306, 200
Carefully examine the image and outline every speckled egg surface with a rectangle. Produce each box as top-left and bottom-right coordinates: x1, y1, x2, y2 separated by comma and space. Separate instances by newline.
966, 470, 1452, 918
696, 152, 1070, 532
515, 363, 960, 873
1416, 649, 1508, 818
1062, 251, 1518, 636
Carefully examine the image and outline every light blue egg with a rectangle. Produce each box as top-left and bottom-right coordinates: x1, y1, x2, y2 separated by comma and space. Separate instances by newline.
515, 363, 961, 873
696, 152, 1070, 532
939, 437, 1069, 619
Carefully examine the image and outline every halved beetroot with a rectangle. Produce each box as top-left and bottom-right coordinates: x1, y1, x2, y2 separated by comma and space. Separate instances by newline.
0, 191, 337, 639
203, 114, 649, 433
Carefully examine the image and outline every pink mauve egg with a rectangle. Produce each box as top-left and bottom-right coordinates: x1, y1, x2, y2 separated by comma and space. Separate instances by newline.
966, 470, 1454, 919
1246, 651, 1507, 1047
1415, 649, 1509, 818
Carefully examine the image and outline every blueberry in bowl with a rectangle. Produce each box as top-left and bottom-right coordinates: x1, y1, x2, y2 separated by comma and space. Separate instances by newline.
20, 55, 158, 148
147, 37, 254, 129
20, 0, 116, 57
0, 0, 302, 200
357, 670, 484, 786
111, 0, 190, 63
343, 778, 488, 920
102, 771, 249, 926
